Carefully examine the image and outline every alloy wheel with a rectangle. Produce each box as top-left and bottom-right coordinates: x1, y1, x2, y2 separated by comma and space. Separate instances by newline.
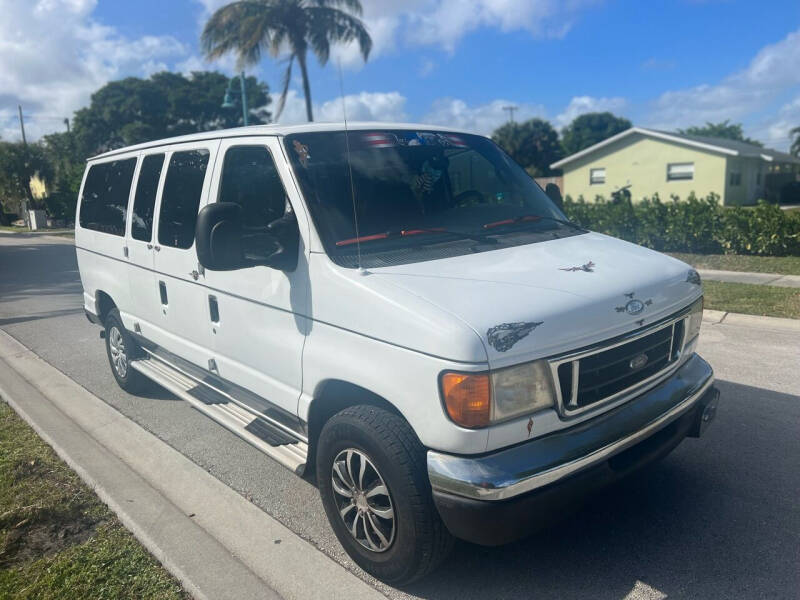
108, 326, 128, 378
331, 448, 396, 553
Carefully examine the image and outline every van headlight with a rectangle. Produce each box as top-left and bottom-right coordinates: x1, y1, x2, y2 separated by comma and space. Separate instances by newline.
491, 360, 555, 422
441, 360, 555, 428
685, 296, 703, 343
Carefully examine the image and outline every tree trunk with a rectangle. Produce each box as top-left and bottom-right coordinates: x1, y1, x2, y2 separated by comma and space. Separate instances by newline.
297, 52, 314, 122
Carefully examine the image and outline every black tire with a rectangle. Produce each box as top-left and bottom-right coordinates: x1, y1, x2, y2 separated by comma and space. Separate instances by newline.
104, 309, 146, 393
316, 405, 453, 585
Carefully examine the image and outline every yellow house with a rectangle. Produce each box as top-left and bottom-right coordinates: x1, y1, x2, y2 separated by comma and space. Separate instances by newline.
551, 127, 800, 206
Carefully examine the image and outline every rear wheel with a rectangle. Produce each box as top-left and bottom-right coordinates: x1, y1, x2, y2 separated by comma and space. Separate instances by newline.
316, 405, 453, 585
104, 309, 146, 393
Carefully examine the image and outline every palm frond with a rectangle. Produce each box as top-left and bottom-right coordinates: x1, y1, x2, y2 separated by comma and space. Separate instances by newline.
201, 0, 279, 68
311, 0, 363, 17
306, 5, 371, 65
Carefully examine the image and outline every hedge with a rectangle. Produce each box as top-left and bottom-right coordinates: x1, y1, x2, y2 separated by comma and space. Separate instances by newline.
563, 193, 800, 256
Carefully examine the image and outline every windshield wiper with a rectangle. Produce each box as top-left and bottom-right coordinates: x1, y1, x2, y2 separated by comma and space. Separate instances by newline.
336, 227, 497, 247
482, 214, 586, 232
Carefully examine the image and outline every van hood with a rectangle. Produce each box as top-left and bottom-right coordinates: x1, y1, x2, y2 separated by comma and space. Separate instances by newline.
369, 232, 701, 368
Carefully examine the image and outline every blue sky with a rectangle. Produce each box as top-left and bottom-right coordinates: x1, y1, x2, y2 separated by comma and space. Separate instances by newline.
2, 0, 800, 149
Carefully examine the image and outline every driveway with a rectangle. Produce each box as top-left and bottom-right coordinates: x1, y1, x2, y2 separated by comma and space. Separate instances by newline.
0, 231, 798, 599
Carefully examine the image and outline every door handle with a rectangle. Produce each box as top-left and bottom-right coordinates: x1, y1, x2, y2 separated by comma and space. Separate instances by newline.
159, 281, 168, 306
208, 295, 220, 323
154, 245, 161, 252
147, 243, 153, 250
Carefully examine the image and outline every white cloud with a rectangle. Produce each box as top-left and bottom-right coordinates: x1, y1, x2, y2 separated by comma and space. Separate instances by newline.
332, 0, 600, 67
0, 0, 186, 141
555, 95, 628, 128
424, 98, 547, 134
276, 90, 408, 125
646, 28, 800, 135
749, 95, 800, 151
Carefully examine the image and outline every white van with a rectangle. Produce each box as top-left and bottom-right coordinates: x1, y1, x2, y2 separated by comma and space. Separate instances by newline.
76, 123, 718, 584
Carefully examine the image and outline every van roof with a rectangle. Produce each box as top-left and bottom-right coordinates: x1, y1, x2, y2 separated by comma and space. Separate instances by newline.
89, 121, 477, 161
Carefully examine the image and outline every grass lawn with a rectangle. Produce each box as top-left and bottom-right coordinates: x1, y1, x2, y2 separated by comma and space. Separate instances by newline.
668, 252, 800, 276
703, 281, 800, 319
0, 403, 187, 600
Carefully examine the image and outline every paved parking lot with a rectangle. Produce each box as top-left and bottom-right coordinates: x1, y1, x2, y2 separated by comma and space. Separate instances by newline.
1, 232, 798, 599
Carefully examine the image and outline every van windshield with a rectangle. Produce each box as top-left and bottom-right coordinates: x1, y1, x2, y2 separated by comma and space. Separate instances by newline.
284, 130, 582, 268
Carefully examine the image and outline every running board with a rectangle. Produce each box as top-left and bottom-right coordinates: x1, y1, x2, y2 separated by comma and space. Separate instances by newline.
130, 357, 307, 475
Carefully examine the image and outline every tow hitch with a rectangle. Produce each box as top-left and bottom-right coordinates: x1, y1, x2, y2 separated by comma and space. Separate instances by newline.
689, 386, 719, 438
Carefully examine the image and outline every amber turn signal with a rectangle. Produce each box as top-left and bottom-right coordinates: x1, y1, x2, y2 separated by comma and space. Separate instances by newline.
441, 372, 491, 428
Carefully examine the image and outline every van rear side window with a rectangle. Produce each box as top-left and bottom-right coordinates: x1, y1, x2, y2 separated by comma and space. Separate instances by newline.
131, 154, 165, 242
158, 149, 210, 249
79, 158, 137, 236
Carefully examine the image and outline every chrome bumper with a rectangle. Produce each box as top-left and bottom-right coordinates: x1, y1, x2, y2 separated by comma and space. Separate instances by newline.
427, 353, 715, 502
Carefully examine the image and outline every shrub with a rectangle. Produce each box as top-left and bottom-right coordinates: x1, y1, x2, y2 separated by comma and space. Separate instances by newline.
563, 194, 800, 256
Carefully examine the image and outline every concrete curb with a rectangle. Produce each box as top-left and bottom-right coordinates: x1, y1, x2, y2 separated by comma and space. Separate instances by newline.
698, 268, 800, 288
702, 309, 800, 332
0, 329, 386, 600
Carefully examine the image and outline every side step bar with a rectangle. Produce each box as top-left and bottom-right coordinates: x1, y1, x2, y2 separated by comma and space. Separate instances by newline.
131, 357, 307, 475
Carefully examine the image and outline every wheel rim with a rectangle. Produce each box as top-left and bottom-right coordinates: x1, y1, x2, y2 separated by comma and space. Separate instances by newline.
331, 448, 396, 553
108, 326, 128, 378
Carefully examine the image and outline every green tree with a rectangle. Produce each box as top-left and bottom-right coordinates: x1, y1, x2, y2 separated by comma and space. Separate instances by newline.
790, 126, 800, 157
561, 112, 632, 155
678, 120, 762, 147
71, 71, 271, 157
41, 131, 85, 221
201, 0, 372, 122
492, 119, 563, 176
0, 142, 54, 224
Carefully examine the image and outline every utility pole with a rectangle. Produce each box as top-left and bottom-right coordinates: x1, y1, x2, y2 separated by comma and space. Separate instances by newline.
502, 105, 518, 124
64, 118, 71, 134
18, 104, 27, 145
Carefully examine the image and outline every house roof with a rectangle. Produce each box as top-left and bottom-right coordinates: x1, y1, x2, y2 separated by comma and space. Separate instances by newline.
550, 126, 800, 169
90, 121, 477, 160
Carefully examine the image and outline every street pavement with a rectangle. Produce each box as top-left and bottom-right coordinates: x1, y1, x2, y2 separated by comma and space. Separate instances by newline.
0, 231, 798, 599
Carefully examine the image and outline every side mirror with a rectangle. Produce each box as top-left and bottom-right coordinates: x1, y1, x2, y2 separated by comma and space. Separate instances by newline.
545, 183, 564, 211
196, 202, 299, 272
196, 202, 246, 270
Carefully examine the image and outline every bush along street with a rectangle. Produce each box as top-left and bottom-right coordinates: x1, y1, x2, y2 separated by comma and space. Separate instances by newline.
564, 194, 800, 256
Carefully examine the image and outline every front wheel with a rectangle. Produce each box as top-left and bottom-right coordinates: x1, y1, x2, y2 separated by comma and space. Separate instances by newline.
316, 405, 453, 585
104, 309, 146, 393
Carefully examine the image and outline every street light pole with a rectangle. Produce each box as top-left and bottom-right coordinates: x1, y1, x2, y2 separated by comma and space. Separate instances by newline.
238, 71, 249, 126
18, 104, 27, 145
222, 72, 249, 126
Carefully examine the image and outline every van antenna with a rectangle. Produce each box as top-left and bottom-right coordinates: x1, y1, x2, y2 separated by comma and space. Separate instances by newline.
337, 59, 365, 274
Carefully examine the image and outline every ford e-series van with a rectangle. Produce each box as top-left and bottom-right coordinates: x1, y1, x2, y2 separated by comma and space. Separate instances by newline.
76, 123, 719, 584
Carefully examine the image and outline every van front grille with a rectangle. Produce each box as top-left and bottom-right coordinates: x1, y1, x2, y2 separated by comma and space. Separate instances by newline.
553, 318, 685, 414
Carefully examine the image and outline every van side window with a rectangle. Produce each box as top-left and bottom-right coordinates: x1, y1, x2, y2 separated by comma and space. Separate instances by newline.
79, 158, 137, 236
158, 149, 210, 249
218, 146, 295, 259
219, 146, 288, 221
131, 154, 165, 242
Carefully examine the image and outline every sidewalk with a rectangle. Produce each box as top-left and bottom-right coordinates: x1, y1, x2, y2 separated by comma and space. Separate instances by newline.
0, 329, 386, 600
698, 268, 800, 288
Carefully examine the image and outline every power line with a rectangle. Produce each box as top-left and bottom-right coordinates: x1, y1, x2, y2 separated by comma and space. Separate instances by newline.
502, 105, 518, 123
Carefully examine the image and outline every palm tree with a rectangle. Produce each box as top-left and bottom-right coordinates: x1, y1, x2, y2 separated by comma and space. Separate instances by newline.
201, 0, 371, 122
791, 126, 800, 157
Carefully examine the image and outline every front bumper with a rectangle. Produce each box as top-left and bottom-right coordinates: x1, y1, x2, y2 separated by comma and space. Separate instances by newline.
427, 353, 718, 545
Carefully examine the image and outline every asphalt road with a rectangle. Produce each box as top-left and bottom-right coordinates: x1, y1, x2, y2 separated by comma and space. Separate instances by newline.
1, 232, 798, 600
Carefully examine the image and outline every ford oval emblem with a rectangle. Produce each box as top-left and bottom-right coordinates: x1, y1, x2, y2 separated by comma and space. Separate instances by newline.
625, 299, 645, 315
629, 353, 649, 370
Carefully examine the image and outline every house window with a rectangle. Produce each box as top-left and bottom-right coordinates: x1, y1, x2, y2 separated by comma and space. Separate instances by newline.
590, 168, 605, 185
667, 162, 694, 181
729, 172, 742, 186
